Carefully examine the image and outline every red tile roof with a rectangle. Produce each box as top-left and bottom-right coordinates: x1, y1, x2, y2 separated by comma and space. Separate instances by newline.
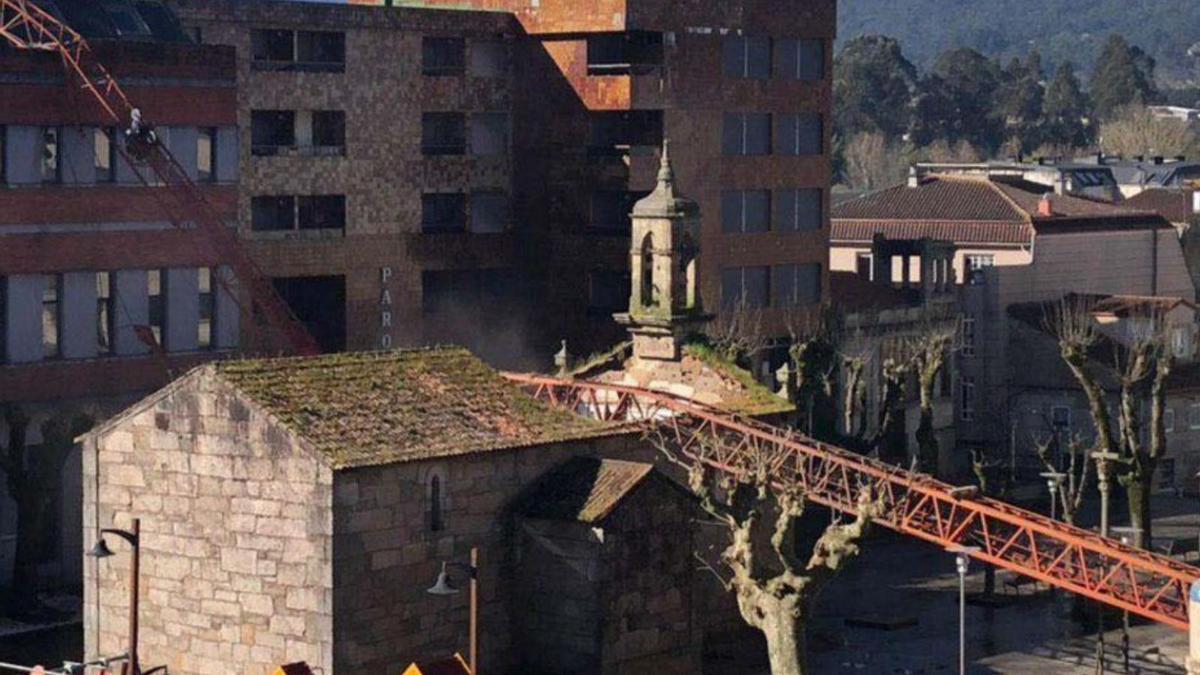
832, 175, 1171, 245
1123, 189, 1195, 224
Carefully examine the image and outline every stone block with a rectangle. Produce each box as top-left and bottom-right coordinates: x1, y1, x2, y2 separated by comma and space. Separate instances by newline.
220, 548, 258, 575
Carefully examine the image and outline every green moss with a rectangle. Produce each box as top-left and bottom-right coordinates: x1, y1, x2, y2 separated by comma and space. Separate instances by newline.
683, 341, 794, 417
216, 348, 612, 469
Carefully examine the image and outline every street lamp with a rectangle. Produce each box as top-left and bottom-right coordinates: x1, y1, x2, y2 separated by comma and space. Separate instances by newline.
427, 546, 479, 675
1041, 471, 1066, 521
1111, 526, 1141, 674
947, 545, 980, 675
87, 517, 141, 675
1092, 451, 1123, 675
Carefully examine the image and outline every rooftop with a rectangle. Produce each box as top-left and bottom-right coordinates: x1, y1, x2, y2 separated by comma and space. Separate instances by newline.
212, 348, 614, 469
519, 457, 657, 524
1123, 188, 1197, 224
832, 175, 1170, 245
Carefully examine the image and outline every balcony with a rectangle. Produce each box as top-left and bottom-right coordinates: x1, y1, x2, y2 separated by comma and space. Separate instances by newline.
586, 32, 663, 77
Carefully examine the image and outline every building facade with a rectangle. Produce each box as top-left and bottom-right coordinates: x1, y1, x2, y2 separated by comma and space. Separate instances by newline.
176, 0, 836, 362
0, 0, 240, 586
81, 349, 703, 674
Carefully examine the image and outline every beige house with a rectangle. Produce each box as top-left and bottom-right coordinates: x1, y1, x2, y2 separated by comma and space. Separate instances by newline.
831, 173, 1185, 288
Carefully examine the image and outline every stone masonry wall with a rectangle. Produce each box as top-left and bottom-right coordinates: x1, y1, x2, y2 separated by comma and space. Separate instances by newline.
331, 434, 651, 673
82, 371, 335, 675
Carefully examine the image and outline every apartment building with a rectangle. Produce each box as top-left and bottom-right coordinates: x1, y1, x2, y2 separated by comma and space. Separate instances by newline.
170, 0, 532, 365
176, 0, 835, 363
0, 0, 239, 585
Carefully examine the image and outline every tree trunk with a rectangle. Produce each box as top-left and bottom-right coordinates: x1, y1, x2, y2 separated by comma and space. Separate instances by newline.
1125, 473, 1153, 549
762, 611, 807, 675
983, 565, 996, 596
915, 406, 938, 474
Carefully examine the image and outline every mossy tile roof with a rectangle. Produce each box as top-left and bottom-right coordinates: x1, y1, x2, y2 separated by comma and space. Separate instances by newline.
214, 348, 613, 469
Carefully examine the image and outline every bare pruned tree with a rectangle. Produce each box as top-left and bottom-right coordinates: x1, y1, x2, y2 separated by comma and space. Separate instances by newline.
709, 296, 770, 364
1046, 295, 1173, 548
1034, 433, 1092, 527
653, 428, 881, 675
901, 315, 961, 473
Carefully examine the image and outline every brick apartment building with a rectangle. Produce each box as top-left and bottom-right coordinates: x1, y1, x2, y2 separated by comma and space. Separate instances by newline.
0, 0, 239, 585
174, 0, 835, 363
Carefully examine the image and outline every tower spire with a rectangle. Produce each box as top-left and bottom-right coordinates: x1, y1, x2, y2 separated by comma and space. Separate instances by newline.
658, 138, 674, 185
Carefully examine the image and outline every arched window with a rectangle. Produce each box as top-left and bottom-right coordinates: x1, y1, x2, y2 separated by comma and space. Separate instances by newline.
640, 233, 656, 307
429, 475, 444, 532
680, 234, 698, 310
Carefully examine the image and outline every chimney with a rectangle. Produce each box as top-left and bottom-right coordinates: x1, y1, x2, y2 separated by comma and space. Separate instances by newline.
907, 165, 920, 188
1038, 193, 1055, 217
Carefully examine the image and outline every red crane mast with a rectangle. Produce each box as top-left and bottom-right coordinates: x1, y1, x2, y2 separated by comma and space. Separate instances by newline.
504, 373, 1200, 632
0, 0, 320, 357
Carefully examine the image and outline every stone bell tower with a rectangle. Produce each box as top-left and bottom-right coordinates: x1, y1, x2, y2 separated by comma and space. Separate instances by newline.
614, 141, 712, 362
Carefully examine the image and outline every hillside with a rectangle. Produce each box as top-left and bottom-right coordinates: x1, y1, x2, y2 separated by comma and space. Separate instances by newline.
838, 0, 1200, 86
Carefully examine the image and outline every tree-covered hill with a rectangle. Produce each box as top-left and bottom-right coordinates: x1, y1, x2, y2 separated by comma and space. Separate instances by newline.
838, 0, 1200, 85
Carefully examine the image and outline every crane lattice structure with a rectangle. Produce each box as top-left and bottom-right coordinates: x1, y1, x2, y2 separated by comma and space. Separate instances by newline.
0, 0, 320, 357
503, 373, 1200, 631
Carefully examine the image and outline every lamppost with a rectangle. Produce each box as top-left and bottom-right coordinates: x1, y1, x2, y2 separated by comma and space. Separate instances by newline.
1111, 526, 1141, 673
87, 517, 141, 675
427, 546, 479, 674
947, 545, 980, 675
1041, 471, 1066, 521
1093, 451, 1123, 674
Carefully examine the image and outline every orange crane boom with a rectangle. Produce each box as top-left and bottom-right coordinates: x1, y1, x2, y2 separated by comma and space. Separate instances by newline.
0, 0, 321, 357
503, 373, 1200, 631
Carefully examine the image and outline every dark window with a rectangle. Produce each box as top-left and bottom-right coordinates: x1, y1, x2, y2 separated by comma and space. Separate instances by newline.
589, 110, 663, 155
251, 29, 294, 62
421, 269, 515, 316
587, 31, 664, 75
198, 268, 215, 350
251, 111, 295, 156
422, 193, 467, 233
721, 190, 770, 233
147, 270, 165, 347
429, 475, 444, 531
96, 272, 113, 356
961, 376, 976, 421
470, 41, 508, 78
469, 113, 508, 156
588, 270, 631, 315
312, 111, 346, 150
590, 190, 644, 233
297, 31, 345, 68
1051, 405, 1071, 430
422, 113, 466, 156
197, 127, 217, 182
856, 253, 872, 279
251, 196, 296, 231
722, 113, 771, 156
771, 263, 821, 307
774, 113, 822, 155
102, 0, 150, 36
42, 274, 60, 359
776, 38, 825, 80
470, 191, 509, 234
962, 317, 976, 357
95, 127, 116, 183
721, 266, 769, 309
273, 276, 346, 352
773, 188, 822, 232
41, 127, 60, 183
423, 37, 466, 76
297, 195, 346, 231
723, 35, 771, 79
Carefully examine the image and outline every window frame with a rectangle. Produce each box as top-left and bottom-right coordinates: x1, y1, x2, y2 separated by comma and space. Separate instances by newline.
421, 112, 467, 156
773, 187, 823, 232
721, 189, 771, 234
960, 376, 976, 422
961, 317, 977, 358
422, 37, 467, 77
